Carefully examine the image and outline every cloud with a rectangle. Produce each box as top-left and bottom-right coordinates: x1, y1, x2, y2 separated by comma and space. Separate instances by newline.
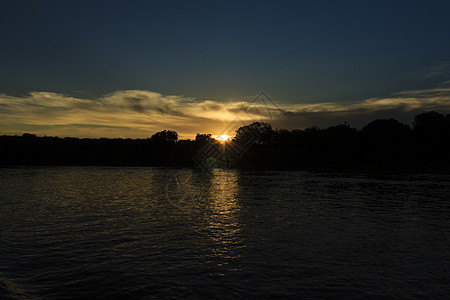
272, 87, 450, 129
425, 61, 450, 78
0, 90, 247, 138
0, 86, 449, 138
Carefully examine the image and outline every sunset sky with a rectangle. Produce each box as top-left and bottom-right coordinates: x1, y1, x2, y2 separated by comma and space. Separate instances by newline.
1, 0, 450, 139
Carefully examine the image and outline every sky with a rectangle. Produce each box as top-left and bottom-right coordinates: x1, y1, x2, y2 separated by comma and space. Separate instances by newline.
1, 0, 450, 139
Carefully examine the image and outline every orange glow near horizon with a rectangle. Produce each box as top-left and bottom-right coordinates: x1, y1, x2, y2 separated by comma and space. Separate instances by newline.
215, 134, 232, 142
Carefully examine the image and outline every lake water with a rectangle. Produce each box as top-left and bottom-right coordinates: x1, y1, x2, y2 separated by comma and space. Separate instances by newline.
1, 167, 450, 299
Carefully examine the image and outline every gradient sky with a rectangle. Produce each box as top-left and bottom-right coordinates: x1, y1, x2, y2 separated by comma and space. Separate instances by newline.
1, 0, 450, 138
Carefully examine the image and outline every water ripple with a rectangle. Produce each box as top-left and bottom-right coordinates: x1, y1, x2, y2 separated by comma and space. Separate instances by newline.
1, 167, 450, 298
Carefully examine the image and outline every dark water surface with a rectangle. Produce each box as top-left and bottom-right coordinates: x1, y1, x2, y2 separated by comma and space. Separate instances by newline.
1, 167, 450, 299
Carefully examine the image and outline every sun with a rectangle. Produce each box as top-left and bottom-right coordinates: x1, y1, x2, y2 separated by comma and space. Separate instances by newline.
216, 134, 231, 142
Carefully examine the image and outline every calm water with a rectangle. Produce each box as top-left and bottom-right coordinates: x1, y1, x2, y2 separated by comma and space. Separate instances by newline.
1, 167, 450, 299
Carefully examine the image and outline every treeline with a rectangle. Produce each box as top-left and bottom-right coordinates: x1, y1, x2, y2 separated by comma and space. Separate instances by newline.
0, 130, 197, 167
1, 111, 450, 173
234, 111, 450, 173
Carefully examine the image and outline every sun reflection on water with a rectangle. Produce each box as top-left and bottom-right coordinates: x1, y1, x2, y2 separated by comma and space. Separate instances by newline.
202, 169, 243, 260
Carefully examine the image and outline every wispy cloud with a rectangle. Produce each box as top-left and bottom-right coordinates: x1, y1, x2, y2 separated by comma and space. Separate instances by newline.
0, 86, 449, 138
425, 61, 450, 78
272, 87, 450, 129
0, 90, 256, 138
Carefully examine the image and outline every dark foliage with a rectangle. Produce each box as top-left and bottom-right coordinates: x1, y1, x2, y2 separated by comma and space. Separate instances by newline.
1, 112, 450, 173
149, 130, 178, 145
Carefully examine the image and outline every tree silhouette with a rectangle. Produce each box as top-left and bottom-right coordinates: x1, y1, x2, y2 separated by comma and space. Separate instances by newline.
413, 111, 450, 161
149, 130, 178, 144
413, 111, 445, 133
234, 122, 273, 145
195, 133, 218, 145
360, 118, 411, 162
1, 111, 450, 173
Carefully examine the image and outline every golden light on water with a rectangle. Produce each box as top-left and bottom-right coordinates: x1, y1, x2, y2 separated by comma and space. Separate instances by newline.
203, 169, 242, 260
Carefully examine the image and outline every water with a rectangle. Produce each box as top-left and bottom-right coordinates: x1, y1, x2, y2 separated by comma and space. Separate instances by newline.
1, 167, 450, 299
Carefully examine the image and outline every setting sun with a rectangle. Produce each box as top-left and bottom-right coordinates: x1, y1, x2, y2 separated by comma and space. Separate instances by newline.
216, 135, 231, 142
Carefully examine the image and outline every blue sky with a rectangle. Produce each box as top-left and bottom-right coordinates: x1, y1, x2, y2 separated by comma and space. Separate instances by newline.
1, 0, 450, 138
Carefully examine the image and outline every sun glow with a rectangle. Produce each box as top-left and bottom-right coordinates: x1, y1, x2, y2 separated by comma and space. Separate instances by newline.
216, 134, 231, 142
